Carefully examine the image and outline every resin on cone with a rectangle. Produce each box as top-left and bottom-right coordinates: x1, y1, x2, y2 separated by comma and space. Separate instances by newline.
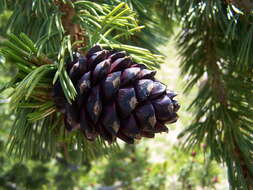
53, 45, 180, 144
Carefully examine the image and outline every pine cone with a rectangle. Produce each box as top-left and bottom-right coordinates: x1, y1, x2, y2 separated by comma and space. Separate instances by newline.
53, 45, 180, 144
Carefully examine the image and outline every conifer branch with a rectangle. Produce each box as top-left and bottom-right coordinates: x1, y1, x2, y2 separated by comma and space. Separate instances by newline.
234, 140, 253, 190
227, 0, 253, 13
205, 37, 253, 189
204, 37, 228, 107
175, 1, 253, 188
55, 0, 86, 49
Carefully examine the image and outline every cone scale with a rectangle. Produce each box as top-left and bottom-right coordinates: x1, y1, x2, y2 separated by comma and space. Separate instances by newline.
53, 45, 180, 144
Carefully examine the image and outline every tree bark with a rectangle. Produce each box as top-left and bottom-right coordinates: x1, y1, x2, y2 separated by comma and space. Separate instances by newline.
55, 0, 86, 49
227, 0, 253, 13
204, 33, 253, 190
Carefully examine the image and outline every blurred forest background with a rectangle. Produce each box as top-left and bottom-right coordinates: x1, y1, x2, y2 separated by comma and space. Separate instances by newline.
0, 0, 252, 190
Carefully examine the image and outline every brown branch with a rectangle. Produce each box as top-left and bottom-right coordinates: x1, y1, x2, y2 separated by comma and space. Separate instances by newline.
55, 0, 86, 50
204, 34, 253, 190
25, 1, 88, 66
234, 139, 253, 190
204, 36, 228, 106
30, 56, 54, 65
226, 0, 253, 14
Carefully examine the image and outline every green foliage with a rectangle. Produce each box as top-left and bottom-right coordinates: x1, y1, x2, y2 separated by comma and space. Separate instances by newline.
75, 2, 141, 46
0, 138, 223, 190
177, 151, 220, 190
0, 139, 92, 190
159, 0, 253, 189
75, 142, 222, 190
99, 146, 148, 186
99, 0, 172, 53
